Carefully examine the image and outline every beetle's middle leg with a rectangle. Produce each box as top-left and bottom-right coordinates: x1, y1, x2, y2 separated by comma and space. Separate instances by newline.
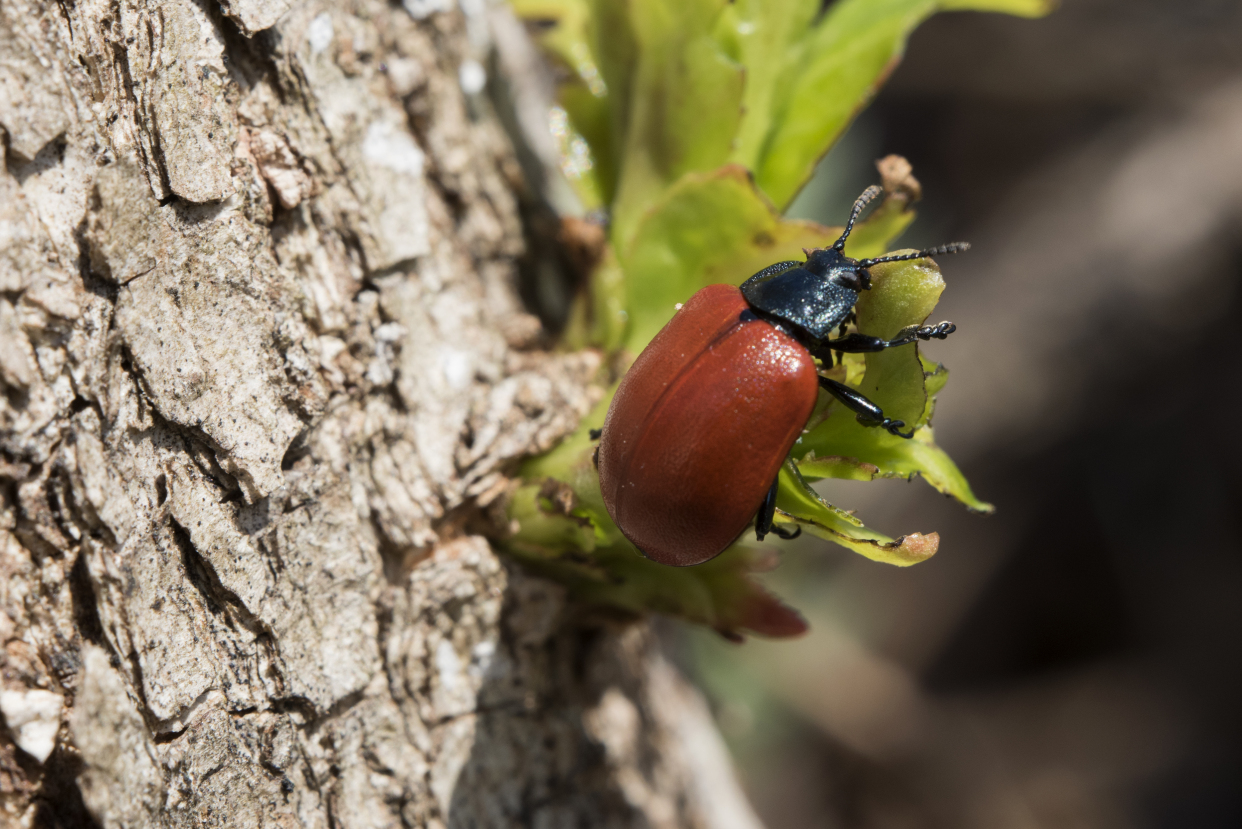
755, 477, 802, 542
818, 376, 915, 438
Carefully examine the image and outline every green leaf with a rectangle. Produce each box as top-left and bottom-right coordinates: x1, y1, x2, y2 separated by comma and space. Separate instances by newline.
854, 255, 945, 426
583, 0, 639, 203
796, 454, 880, 482
513, 0, 1052, 224
941, 0, 1053, 13
797, 255, 992, 512
609, 0, 746, 247
802, 423, 992, 512
918, 354, 948, 428
750, 0, 1055, 209
727, 0, 822, 173
775, 460, 939, 565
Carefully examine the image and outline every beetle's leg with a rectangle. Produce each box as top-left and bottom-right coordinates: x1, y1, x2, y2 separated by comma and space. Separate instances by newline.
773, 523, 801, 540
754, 479, 778, 541
589, 428, 603, 468
818, 376, 915, 439
824, 321, 956, 353
755, 477, 802, 542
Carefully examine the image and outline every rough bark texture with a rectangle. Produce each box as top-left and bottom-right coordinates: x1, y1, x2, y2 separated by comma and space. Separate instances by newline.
0, 0, 763, 826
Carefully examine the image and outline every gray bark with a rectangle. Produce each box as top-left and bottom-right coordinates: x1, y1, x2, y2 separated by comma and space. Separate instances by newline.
0, 0, 762, 826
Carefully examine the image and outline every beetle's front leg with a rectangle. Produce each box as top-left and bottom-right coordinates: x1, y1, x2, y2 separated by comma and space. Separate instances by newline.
821, 321, 956, 354
818, 376, 914, 438
755, 477, 802, 542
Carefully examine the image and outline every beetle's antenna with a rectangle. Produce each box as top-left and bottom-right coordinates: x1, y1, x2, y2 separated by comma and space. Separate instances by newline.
857, 242, 971, 267
832, 185, 884, 251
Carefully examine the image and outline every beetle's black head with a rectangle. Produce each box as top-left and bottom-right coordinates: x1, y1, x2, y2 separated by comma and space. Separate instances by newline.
803, 247, 871, 293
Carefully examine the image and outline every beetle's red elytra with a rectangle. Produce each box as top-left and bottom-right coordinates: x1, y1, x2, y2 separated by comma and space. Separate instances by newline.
596, 284, 819, 567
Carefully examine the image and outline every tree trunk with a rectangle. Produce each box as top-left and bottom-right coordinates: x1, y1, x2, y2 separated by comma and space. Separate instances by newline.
0, 0, 762, 826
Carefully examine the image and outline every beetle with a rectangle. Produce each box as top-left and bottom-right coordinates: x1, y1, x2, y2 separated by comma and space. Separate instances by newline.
593, 185, 969, 567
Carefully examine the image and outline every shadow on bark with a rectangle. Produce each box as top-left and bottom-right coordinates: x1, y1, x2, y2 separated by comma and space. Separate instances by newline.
445, 565, 654, 827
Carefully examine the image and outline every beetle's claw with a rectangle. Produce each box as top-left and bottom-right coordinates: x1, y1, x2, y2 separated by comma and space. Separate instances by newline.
919, 321, 956, 340
884, 419, 915, 439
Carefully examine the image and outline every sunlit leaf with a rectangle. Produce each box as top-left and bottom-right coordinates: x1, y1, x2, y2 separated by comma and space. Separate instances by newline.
796, 453, 880, 482
751, 0, 1055, 208
775, 461, 939, 565
608, 0, 746, 247
579, 0, 638, 203
727, 0, 821, 175
941, 0, 1053, 13
797, 255, 992, 512
918, 354, 948, 428
513, 0, 1051, 215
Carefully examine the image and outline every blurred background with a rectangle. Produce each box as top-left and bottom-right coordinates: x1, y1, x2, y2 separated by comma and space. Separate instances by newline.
667, 0, 1242, 827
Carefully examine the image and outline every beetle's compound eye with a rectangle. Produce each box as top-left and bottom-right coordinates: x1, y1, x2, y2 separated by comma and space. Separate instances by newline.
834, 269, 866, 292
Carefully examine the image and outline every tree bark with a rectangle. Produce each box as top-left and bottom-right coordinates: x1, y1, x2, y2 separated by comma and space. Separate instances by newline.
0, 0, 763, 826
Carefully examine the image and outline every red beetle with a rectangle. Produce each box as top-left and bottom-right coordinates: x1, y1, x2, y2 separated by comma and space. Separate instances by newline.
595, 185, 968, 566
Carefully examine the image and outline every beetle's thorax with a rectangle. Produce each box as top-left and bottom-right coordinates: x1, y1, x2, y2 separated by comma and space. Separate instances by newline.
739, 248, 866, 344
